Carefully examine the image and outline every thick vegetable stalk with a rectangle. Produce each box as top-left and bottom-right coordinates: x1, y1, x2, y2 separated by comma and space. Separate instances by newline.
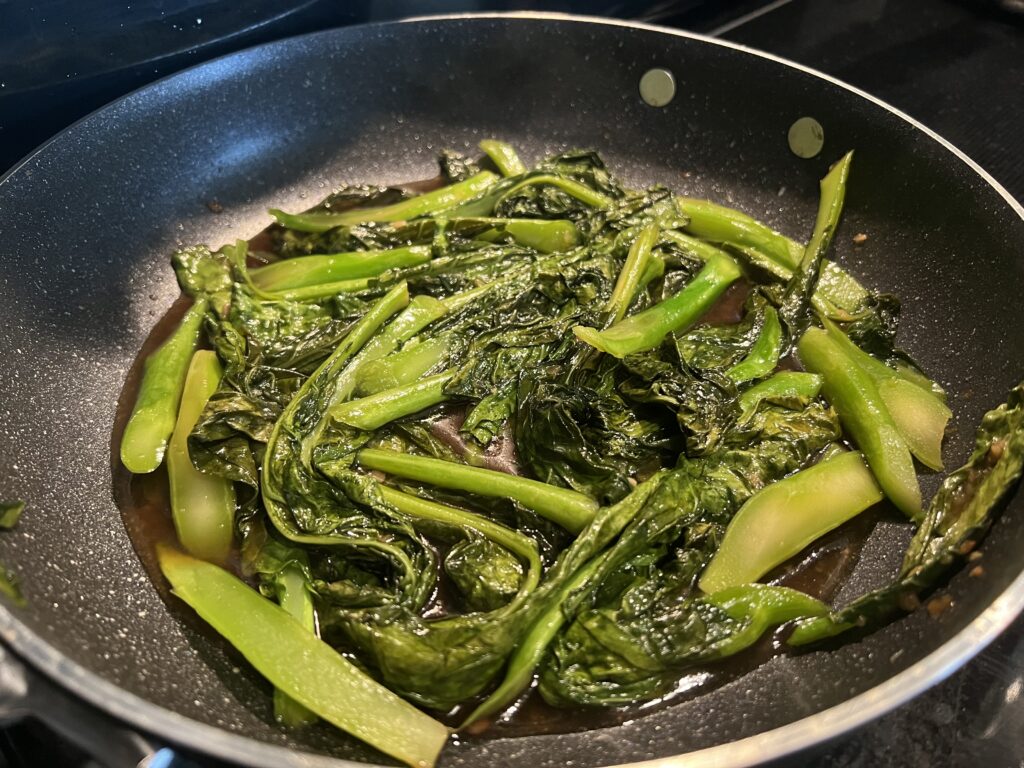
699, 451, 883, 593
120, 299, 207, 474
672, 199, 868, 318
167, 350, 236, 564
778, 151, 852, 328
158, 546, 450, 768
737, 371, 823, 415
798, 327, 922, 519
330, 371, 454, 431
676, 196, 802, 269
727, 306, 782, 383
272, 563, 319, 726
270, 171, 498, 233
356, 448, 599, 533
355, 335, 451, 396
251, 246, 432, 291
823, 319, 950, 470
573, 253, 742, 358
479, 139, 527, 176
491, 219, 579, 253
789, 379, 1024, 645
606, 223, 658, 324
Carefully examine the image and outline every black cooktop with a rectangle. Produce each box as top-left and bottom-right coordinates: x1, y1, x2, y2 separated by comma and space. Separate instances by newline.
0, 2, 1020, 767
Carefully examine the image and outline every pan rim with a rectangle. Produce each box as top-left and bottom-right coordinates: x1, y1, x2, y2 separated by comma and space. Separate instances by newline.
0, 12, 1021, 768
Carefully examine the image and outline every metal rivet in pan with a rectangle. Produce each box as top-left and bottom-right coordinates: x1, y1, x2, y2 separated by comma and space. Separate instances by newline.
788, 117, 825, 158
639, 68, 676, 107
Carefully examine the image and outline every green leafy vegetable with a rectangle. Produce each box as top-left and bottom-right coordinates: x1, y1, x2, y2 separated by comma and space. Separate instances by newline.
573, 253, 742, 358
270, 172, 499, 233
113, 143, 1021, 756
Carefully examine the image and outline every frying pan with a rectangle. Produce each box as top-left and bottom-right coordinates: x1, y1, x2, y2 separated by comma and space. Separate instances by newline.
0, 12, 1022, 768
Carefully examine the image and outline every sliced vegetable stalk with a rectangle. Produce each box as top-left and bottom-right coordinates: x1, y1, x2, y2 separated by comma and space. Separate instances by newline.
676, 197, 803, 269
270, 171, 498, 233
798, 327, 921, 519
168, 350, 236, 564
573, 253, 742, 358
355, 335, 452, 396
671, 200, 868, 316
499, 219, 579, 253
699, 451, 883, 593
356, 448, 598, 533
120, 299, 207, 474
823, 320, 950, 470
273, 563, 319, 727
251, 246, 432, 291
789, 379, 1024, 645
158, 546, 450, 768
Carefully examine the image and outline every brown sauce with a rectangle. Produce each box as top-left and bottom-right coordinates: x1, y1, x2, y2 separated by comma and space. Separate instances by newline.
113, 194, 882, 739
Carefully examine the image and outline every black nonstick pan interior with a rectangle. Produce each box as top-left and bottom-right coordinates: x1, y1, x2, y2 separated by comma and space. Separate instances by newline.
0, 14, 1022, 768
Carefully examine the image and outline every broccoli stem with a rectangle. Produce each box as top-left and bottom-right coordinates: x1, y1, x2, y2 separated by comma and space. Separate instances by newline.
798, 326, 922, 519
331, 371, 454, 431
356, 449, 599, 533
573, 253, 742, 358
606, 223, 658, 324
167, 350, 236, 564
270, 172, 499, 233
479, 139, 527, 176
251, 246, 432, 291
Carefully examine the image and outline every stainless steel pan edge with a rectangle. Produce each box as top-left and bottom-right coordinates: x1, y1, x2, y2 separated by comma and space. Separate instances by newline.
0, 12, 1021, 768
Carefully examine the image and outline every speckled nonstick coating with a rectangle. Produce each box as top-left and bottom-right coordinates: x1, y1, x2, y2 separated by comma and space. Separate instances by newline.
0, 14, 1022, 768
